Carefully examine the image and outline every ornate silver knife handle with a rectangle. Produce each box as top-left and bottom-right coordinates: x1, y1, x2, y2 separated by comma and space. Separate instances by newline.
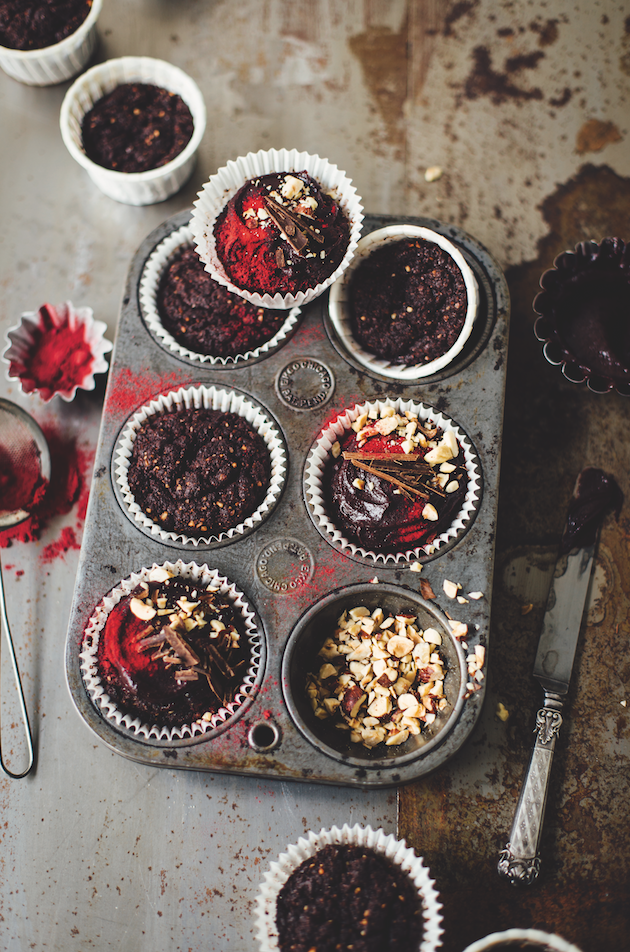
497, 692, 563, 885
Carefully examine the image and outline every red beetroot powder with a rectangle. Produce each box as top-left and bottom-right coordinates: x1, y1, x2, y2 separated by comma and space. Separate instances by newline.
13, 304, 94, 401
0, 440, 47, 514
0, 422, 90, 553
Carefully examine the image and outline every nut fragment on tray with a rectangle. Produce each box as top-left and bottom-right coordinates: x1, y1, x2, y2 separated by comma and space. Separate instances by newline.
306, 603, 449, 749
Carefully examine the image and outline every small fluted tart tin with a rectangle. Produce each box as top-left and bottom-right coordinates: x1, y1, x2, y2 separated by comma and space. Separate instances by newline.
112, 384, 287, 547
79, 560, 262, 744
255, 823, 443, 952
534, 237, 630, 396
304, 397, 481, 565
139, 223, 302, 367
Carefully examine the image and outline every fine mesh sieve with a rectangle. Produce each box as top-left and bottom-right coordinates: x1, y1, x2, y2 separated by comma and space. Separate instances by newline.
0, 399, 50, 778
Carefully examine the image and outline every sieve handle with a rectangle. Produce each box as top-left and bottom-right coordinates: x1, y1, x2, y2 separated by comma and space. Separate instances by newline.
0, 555, 34, 779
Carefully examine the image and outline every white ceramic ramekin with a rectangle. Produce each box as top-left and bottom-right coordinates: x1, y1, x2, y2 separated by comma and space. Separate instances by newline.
0, 0, 101, 86
190, 148, 364, 310
328, 224, 479, 381
60, 56, 206, 205
255, 824, 443, 952
462, 928, 583, 952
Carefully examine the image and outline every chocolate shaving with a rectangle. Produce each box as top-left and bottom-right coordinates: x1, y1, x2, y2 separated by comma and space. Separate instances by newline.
275, 247, 285, 269
163, 625, 201, 667
263, 195, 326, 254
175, 669, 199, 682
137, 630, 169, 649
207, 642, 235, 679
349, 458, 430, 499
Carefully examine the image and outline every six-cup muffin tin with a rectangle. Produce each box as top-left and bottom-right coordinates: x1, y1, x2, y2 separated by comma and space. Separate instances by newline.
65, 211, 509, 788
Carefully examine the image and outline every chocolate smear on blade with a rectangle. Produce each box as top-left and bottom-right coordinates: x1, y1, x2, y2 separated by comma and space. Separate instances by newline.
560, 467, 623, 554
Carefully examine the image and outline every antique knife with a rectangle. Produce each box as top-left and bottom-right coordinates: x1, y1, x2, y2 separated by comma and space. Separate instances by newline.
497, 468, 623, 886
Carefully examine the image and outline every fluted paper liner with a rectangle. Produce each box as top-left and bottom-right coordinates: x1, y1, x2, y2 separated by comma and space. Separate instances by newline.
139, 223, 302, 366
113, 384, 287, 546
255, 823, 444, 952
80, 560, 261, 742
305, 397, 481, 565
60, 56, 206, 205
462, 928, 583, 952
190, 147, 364, 309
328, 224, 479, 381
3, 301, 112, 402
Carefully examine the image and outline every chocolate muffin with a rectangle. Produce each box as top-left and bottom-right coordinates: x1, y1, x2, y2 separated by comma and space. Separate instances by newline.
326, 405, 469, 554
214, 170, 350, 296
157, 247, 287, 357
275, 843, 424, 952
96, 571, 251, 727
0, 0, 91, 50
81, 82, 194, 173
348, 238, 468, 366
127, 408, 270, 537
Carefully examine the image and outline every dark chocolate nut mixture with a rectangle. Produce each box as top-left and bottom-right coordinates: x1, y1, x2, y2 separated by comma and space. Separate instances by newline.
0, 0, 92, 51
127, 408, 270, 537
275, 844, 423, 952
349, 238, 468, 366
81, 82, 194, 173
157, 247, 288, 357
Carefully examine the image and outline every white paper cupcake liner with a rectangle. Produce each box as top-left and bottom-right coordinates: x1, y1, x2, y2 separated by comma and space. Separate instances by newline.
255, 823, 444, 952
462, 929, 583, 952
0, 0, 101, 86
60, 56, 206, 205
328, 224, 479, 381
305, 397, 481, 565
190, 148, 364, 309
139, 223, 302, 366
113, 384, 287, 547
80, 560, 262, 742
3, 300, 113, 402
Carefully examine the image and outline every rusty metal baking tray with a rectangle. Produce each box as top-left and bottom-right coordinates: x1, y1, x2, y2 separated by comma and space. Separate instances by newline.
65, 211, 509, 788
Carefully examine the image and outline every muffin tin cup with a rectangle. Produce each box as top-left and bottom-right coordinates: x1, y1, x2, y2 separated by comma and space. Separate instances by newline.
282, 582, 468, 769
255, 823, 444, 952
3, 300, 113, 402
79, 559, 263, 745
190, 147, 364, 310
60, 56, 207, 205
139, 223, 303, 367
0, 0, 101, 86
328, 224, 480, 381
304, 397, 482, 566
113, 383, 287, 547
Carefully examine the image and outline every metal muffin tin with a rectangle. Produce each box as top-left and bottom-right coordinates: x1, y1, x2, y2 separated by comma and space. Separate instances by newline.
65, 211, 510, 788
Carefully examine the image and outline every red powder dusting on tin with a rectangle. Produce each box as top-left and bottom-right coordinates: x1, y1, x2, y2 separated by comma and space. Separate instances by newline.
106, 366, 192, 417
10, 304, 94, 402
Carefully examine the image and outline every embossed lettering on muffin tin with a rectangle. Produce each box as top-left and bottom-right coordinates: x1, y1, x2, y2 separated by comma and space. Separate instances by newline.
112, 384, 287, 547
255, 538, 315, 594
304, 397, 482, 566
139, 224, 303, 367
275, 357, 335, 411
79, 559, 263, 746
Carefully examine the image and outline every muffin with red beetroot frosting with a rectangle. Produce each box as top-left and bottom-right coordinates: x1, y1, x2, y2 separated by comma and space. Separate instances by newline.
214, 170, 350, 298
191, 148, 364, 309
305, 398, 481, 565
80, 561, 262, 741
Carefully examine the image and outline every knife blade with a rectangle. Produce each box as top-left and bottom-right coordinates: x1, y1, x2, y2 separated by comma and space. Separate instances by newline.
497, 467, 623, 886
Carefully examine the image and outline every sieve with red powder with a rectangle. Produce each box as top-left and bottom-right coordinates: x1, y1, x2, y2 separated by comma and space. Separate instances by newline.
0, 399, 50, 777
3, 301, 112, 402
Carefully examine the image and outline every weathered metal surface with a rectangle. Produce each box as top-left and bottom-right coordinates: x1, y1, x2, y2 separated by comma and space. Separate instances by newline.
1, 1, 629, 950
65, 209, 508, 787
